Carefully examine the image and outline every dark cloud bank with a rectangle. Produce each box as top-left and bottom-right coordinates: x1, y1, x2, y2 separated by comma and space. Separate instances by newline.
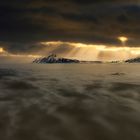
0, 0, 140, 53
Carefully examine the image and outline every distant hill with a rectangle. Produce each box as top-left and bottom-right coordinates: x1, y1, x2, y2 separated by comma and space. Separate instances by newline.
33, 55, 140, 64
125, 57, 140, 63
33, 54, 80, 64
33, 54, 103, 64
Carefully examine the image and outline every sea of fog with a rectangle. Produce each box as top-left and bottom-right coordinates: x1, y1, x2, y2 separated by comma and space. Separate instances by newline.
0, 63, 140, 140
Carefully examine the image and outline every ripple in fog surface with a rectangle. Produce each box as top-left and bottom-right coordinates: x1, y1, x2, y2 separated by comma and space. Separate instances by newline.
0, 64, 140, 140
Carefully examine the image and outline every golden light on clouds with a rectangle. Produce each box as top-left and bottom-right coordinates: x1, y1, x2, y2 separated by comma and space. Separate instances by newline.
41, 41, 140, 61
118, 37, 128, 42
1, 42, 140, 62
41, 41, 106, 49
118, 36, 128, 46
0, 47, 4, 53
0, 47, 41, 58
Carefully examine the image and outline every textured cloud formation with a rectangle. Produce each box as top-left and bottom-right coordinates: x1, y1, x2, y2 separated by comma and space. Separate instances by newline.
0, 0, 140, 56
1, 41, 140, 61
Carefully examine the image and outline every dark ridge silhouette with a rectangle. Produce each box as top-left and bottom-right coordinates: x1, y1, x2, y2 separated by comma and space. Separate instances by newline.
125, 57, 140, 63
33, 54, 80, 64
33, 54, 103, 64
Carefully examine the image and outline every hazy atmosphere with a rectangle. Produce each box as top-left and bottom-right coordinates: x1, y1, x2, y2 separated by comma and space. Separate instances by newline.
0, 0, 140, 61
0, 1, 140, 140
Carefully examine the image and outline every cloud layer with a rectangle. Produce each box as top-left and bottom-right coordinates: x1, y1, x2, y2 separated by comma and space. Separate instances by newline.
0, 64, 140, 140
0, 0, 140, 55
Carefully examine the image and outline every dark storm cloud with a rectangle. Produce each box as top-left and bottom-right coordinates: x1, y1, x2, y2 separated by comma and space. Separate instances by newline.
0, 0, 140, 53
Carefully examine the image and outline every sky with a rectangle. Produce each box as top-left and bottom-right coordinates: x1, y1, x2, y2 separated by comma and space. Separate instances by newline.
0, 0, 140, 61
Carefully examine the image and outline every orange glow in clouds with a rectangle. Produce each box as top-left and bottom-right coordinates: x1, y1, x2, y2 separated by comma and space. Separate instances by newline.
118, 36, 128, 46
118, 37, 128, 43
0, 47, 4, 53
41, 41, 140, 61
1, 42, 140, 61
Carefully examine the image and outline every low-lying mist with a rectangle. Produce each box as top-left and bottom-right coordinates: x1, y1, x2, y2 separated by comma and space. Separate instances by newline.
0, 64, 140, 140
